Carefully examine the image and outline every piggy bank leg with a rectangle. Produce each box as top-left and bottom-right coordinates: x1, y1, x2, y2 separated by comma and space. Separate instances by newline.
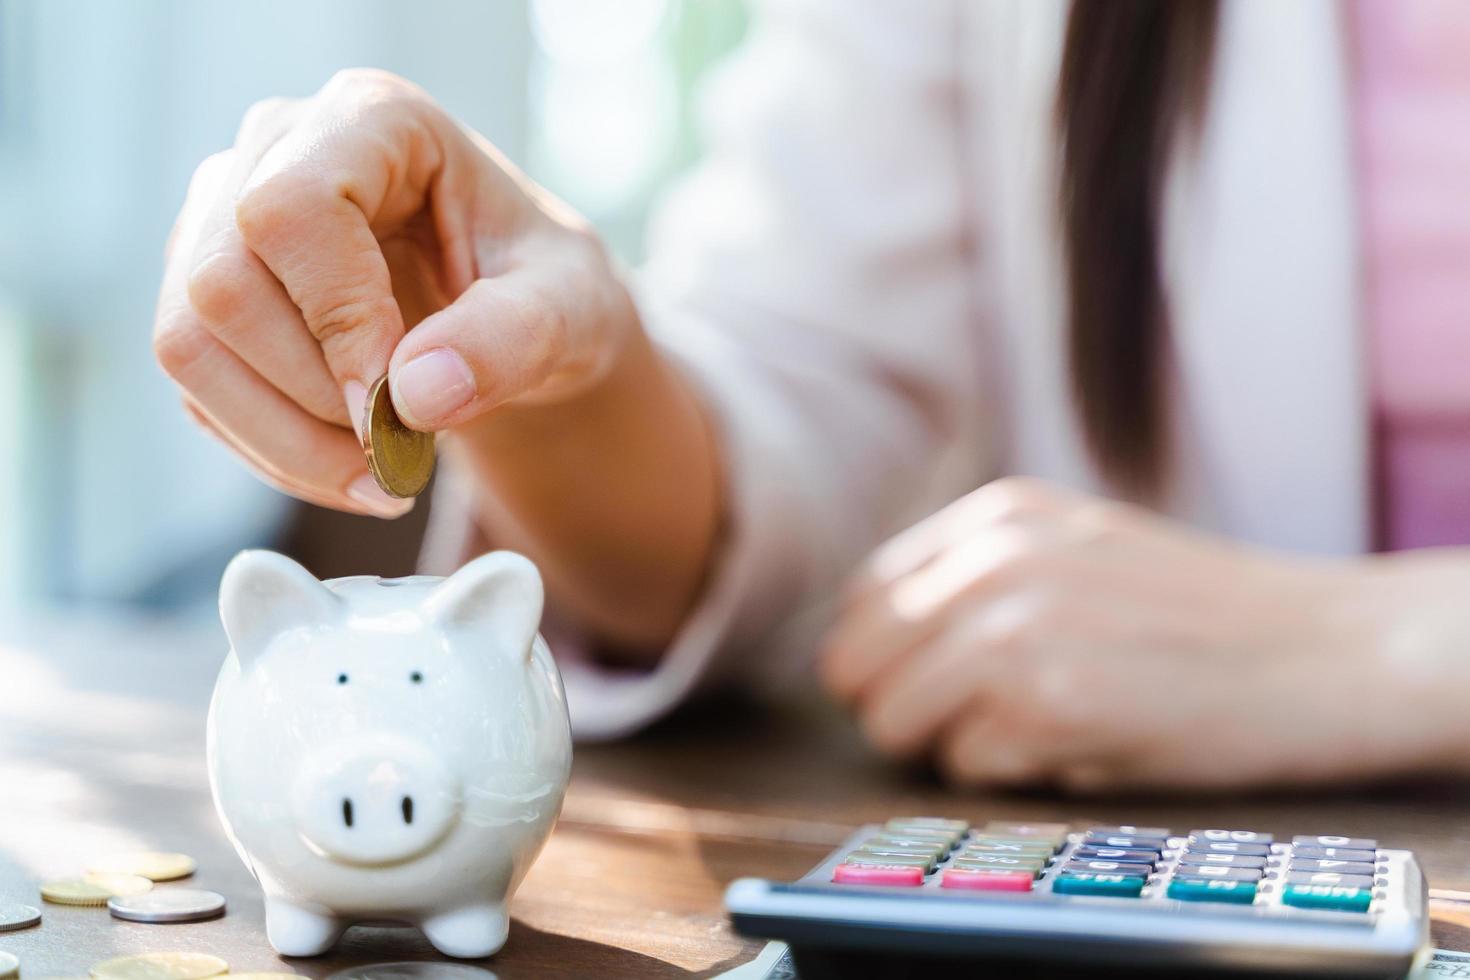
264, 896, 342, 956
421, 902, 510, 958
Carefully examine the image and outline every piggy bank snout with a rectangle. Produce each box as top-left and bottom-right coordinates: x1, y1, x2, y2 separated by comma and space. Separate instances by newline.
291, 735, 460, 867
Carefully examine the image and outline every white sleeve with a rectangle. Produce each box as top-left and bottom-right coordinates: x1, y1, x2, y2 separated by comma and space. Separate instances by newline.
425, 0, 989, 740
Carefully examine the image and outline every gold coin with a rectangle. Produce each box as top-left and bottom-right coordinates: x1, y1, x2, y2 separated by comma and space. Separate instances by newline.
40, 879, 113, 906
89, 953, 227, 980
362, 373, 434, 498
87, 851, 196, 882
82, 871, 153, 897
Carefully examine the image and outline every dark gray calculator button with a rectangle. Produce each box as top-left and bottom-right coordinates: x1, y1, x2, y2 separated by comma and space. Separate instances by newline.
1066, 859, 1153, 877
1178, 853, 1267, 870
1191, 841, 1270, 857
1291, 845, 1376, 862
1074, 846, 1157, 864
1082, 832, 1166, 851
1289, 859, 1376, 876
1292, 835, 1377, 851
1189, 829, 1273, 846
1285, 871, 1376, 889
1174, 866, 1263, 883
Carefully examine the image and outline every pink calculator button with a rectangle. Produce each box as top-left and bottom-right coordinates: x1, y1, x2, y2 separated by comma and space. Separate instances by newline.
832, 863, 924, 886
941, 869, 1034, 892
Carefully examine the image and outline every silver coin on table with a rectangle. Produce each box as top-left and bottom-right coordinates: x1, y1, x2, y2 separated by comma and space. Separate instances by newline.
0, 902, 41, 932
0, 950, 18, 978
325, 964, 498, 980
106, 888, 226, 923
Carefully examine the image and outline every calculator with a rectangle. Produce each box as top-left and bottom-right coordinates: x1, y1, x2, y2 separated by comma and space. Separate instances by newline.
724, 817, 1430, 979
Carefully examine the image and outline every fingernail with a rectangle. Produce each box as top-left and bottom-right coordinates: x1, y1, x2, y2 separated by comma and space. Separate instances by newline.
392, 349, 475, 427
343, 380, 368, 437
347, 472, 414, 519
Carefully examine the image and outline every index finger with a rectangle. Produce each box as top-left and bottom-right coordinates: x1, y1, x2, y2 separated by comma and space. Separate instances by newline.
232, 76, 448, 419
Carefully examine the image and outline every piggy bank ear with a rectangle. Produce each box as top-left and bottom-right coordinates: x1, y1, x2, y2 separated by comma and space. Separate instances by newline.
422, 551, 544, 659
219, 550, 341, 667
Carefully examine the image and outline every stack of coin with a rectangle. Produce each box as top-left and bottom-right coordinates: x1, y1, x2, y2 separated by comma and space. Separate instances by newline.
361, 374, 435, 498
11, 849, 243, 977
37, 849, 223, 925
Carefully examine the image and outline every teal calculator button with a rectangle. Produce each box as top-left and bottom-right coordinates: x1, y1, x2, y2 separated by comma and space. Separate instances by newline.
1167, 877, 1257, 905
1282, 883, 1373, 913
1052, 871, 1145, 898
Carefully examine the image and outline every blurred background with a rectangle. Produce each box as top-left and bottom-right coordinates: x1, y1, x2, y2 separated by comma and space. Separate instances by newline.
0, 0, 747, 613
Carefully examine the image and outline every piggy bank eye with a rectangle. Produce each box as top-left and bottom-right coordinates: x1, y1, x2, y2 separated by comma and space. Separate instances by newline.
337, 673, 349, 685
410, 671, 424, 684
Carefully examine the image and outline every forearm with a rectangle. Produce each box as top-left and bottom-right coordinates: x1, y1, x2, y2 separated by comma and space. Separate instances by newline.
442, 315, 722, 660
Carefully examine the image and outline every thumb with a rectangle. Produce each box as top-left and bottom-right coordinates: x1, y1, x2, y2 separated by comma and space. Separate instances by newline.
387, 267, 573, 431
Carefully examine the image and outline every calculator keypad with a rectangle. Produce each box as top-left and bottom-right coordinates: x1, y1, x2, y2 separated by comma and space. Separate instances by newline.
827, 818, 1392, 918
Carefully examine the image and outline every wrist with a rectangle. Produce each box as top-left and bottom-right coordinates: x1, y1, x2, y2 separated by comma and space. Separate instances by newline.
1335, 554, 1470, 768
440, 281, 720, 652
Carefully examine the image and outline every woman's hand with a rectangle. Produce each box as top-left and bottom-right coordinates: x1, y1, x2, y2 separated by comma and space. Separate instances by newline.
820, 477, 1470, 792
154, 69, 718, 650
154, 69, 637, 518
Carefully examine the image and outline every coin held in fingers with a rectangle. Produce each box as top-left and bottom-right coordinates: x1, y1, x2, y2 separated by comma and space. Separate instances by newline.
362, 374, 435, 498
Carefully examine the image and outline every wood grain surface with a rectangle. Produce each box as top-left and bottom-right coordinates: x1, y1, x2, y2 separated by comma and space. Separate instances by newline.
3, 612, 1470, 977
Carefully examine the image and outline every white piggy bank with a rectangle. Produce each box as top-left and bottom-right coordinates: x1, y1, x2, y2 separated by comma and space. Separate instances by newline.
207, 549, 572, 958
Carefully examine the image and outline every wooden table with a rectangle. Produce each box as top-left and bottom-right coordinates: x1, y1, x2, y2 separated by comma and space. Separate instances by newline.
4, 611, 1470, 977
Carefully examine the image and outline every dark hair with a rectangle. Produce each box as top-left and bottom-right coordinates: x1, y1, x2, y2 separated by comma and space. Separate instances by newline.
1057, 0, 1219, 496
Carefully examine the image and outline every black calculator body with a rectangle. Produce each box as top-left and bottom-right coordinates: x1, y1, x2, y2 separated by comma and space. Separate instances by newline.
725, 817, 1429, 979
